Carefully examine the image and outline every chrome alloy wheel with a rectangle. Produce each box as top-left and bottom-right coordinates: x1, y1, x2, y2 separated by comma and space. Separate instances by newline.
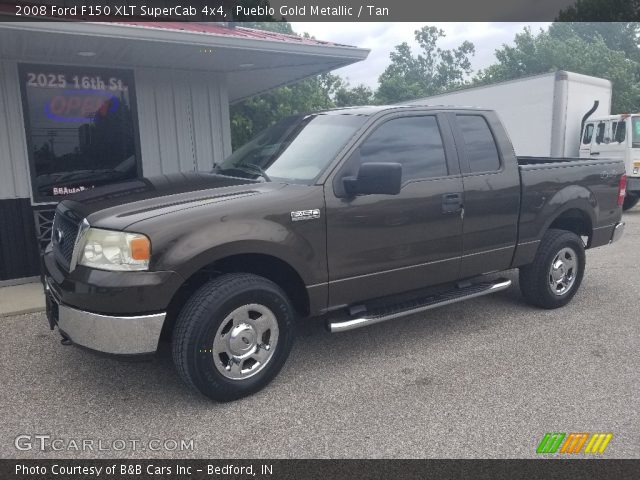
548, 247, 578, 296
212, 304, 279, 380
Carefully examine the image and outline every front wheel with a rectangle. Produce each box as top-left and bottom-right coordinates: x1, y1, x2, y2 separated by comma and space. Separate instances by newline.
623, 193, 639, 211
519, 229, 585, 309
172, 273, 295, 402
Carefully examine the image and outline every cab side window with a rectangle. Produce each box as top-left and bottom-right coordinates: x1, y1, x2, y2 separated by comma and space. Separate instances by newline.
359, 116, 448, 182
582, 123, 594, 144
613, 121, 626, 143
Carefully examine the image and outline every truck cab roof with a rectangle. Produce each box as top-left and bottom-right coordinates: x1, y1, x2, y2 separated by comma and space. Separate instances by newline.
320, 104, 491, 116
585, 114, 640, 122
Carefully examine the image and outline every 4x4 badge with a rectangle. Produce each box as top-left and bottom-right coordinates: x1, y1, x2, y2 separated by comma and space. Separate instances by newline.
291, 209, 321, 222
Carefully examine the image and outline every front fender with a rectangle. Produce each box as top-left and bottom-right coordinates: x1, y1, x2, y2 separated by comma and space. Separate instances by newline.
152, 217, 326, 287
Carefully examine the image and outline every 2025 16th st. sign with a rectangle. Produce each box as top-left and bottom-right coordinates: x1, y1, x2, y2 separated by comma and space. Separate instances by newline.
19, 64, 140, 201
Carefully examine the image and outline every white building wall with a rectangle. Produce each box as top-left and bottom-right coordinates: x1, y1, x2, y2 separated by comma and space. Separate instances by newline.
134, 68, 232, 177
0, 59, 32, 200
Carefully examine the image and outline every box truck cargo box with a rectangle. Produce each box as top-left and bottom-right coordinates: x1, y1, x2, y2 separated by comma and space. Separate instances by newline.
405, 71, 612, 158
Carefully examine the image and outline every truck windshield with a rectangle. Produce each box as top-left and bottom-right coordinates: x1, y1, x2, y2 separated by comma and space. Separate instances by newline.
215, 114, 366, 183
633, 117, 640, 148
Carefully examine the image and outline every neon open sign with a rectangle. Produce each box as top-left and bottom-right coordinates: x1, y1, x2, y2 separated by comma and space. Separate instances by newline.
44, 89, 120, 123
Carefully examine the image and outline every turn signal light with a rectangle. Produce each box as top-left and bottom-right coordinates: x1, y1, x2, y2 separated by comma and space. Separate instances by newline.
618, 174, 627, 207
129, 237, 151, 261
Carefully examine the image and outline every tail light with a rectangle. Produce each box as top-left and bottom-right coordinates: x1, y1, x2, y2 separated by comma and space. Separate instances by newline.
618, 174, 627, 207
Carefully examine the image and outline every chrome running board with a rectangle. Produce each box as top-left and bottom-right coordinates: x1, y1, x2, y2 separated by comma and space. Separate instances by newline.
328, 278, 512, 333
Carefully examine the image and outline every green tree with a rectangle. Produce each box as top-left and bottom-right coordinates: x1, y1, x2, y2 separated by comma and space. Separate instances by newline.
549, 22, 640, 61
334, 83, 374, 107
557, 0, 640, 21
231, 73, 347, 148
229, 24, 374, 148
474, 25, 640, 114
375, 26, 475, 104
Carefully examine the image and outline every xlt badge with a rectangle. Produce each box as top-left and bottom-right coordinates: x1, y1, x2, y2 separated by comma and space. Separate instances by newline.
291, 209, 321, 222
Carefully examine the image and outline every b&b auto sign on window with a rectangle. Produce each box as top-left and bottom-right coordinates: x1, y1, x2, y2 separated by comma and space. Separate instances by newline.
19, 64, 140, 202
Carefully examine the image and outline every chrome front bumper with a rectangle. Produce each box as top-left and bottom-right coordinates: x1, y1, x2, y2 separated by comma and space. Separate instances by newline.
611, 222, 625, 244
45, 281, 165, 355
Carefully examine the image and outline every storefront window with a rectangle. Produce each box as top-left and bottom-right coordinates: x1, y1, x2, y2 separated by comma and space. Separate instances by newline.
19, 64, 140, 202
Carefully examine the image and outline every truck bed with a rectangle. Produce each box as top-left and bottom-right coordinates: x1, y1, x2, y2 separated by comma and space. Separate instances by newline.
517, 156, 621, 167
515, 155, 624, 255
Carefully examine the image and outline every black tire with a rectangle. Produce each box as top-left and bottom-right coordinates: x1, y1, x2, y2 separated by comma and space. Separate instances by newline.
519, 229, 585, 309
172, 273, 295, 402
622, 193, 639, 211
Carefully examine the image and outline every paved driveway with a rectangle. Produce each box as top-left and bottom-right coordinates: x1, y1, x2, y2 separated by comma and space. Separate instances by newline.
1, 210, 639, 459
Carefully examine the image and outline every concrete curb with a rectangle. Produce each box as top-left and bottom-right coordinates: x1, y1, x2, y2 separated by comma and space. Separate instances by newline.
0, 306, 45, 318
0, 282, 45, 318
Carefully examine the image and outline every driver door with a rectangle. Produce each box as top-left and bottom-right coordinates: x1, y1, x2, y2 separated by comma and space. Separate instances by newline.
324, 113, 464, 307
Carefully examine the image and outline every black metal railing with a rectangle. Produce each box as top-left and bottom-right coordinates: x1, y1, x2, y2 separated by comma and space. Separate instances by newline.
33, 207, 56, 252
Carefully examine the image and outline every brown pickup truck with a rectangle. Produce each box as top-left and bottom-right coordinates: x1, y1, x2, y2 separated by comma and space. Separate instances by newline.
43, 106, 626, 401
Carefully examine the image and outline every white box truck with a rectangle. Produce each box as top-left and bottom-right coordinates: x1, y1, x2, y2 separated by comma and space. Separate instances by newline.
406, 71, 612, 158
579, 114, 640, 209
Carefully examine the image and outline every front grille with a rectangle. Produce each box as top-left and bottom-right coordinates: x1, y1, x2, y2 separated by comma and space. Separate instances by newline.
52, 206, 82, 270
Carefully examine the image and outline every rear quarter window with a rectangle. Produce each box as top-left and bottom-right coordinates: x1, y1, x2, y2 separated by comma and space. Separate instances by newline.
456, 115, 501, 172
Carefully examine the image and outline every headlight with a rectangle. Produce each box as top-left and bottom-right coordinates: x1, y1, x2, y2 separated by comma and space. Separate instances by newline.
78, 228, 151, 271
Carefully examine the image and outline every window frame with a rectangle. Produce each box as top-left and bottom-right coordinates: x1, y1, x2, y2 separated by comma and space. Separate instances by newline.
18, 63, 143, 205
450, 113, 504, 176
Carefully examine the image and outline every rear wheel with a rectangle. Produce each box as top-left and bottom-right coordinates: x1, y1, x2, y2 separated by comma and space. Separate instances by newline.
172, 273, 295, 401
623, 193, 639, 211
519, 229, 585, 309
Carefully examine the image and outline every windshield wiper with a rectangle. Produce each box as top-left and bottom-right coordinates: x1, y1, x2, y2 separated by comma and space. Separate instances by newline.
213, 163, 271, 182
238, 163, 271, 182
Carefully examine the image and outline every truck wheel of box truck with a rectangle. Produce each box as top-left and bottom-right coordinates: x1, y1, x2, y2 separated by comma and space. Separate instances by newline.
519, 229, 586, 309
623, 193, 639, 211
172, 273, 296, 401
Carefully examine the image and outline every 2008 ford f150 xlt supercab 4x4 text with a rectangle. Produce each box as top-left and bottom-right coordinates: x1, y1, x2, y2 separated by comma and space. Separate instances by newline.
43, 106, 626, 401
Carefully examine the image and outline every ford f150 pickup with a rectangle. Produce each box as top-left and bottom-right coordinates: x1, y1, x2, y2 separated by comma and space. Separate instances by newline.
43, 106, 626, 401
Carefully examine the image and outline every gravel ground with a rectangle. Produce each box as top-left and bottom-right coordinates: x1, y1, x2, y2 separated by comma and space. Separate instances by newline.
1, 210, 639, 459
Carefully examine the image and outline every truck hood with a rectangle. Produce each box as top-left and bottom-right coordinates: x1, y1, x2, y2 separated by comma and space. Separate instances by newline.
62, 172, 275, 230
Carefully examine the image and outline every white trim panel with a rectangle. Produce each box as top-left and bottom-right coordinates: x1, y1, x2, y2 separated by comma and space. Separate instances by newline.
0, 59, 31, 199
135, 67, 231, 176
